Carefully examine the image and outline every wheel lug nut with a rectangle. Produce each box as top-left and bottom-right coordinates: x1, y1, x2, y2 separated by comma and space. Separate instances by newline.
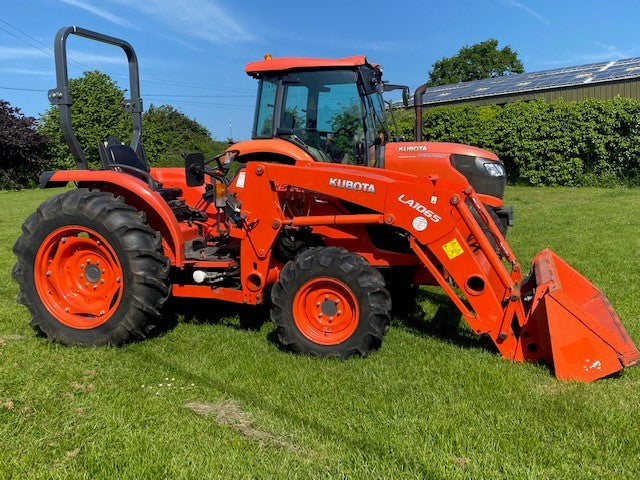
318, 313, 323, 318
93, 285, 98, 290
328, 317, 333, 323
46, 271, 51, 277
99, 310, 105, 316
100, 279, 104, 284
324, 295, 328, 300
116, 277, 121, 283
80, 264, 84, 269
79, 274, 83, 279
96, 261, 100, 265
84, 283, 89, 288
61, 237, 67, 243
337, 310, 342, 316
100, 269, 105, 274
316, 302, 321, 307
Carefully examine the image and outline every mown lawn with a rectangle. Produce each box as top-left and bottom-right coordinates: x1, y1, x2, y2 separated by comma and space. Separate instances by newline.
1, 186, 639, 479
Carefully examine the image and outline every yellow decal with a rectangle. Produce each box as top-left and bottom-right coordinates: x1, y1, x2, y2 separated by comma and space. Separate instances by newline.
443, 238, 464, 259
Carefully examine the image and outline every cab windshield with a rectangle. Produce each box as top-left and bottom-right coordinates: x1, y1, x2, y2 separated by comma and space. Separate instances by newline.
252, 68, 388, 165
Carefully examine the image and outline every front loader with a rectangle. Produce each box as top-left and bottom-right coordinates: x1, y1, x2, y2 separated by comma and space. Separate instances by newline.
12, 26, 639, 382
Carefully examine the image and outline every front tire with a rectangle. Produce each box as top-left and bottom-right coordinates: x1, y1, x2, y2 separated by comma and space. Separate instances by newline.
12, 189, 170, 345
271, 247, 390, 357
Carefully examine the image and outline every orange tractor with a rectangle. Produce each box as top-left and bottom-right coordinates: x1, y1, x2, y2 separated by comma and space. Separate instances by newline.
233, 55, 513, 236
12, 26, 639, 381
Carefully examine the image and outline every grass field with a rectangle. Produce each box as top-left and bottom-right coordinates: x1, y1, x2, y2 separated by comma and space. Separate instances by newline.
1, 186, 639, 479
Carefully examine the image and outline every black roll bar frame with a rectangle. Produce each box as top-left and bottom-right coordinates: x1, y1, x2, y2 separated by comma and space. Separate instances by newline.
48, 26, 148, 170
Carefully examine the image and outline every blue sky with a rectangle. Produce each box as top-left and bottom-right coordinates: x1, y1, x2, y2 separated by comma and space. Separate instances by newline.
2, 0, 640, 140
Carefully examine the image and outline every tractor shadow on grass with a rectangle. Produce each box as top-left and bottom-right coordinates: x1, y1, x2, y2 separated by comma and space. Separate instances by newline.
166, 297, 269, 331
162, 297, 294, 356
394, 288, 497, 353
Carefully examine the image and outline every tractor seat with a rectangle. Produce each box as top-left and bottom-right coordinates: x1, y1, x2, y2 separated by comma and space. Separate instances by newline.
98, 136, 182, 201
99, 135, 149, 175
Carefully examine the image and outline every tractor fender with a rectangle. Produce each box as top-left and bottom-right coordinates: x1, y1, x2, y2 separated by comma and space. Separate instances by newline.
40, 170, 185, 265
228, 138, 316, 163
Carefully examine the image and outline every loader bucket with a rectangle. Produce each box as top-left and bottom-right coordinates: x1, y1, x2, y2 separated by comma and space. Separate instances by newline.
523, 249, 640, 382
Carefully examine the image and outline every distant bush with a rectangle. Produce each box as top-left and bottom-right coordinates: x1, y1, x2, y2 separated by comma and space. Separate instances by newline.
0, 100, 50, 189
391, 97, 640, 186
143, 104, 228, 167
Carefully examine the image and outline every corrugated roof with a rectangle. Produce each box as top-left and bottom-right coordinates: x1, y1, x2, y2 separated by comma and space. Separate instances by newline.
418, 57, 640, 105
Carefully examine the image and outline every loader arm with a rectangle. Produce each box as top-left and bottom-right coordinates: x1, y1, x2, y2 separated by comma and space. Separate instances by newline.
239, 161, 524, 354
238, 160, 639, 381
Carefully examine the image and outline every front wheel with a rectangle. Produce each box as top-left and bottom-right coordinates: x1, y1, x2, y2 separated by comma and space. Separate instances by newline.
12, 189, 170, 345
271, 247, 391, 358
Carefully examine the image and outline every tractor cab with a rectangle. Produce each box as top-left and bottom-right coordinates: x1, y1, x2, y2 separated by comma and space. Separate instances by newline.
246, 56, 389, 166
241, 55, 513, 233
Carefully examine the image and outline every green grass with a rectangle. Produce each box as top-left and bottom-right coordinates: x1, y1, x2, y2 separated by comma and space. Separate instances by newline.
1, 186, 640, 479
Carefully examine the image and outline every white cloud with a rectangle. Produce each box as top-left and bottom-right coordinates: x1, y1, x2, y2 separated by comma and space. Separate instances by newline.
0, 46, 48, 60
353, 41, 398, 53
541, 44, 640, 66
68, 49, 130, 65
500, 0, 550, 25
0, 67, 52, 76
110, 0, 254, 44
59, 0, 135, 28
0, 45, 133, 72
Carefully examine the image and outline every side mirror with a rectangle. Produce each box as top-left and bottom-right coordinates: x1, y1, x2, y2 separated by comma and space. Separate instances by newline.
185, 152, 205, 187
382, 83, 411, 108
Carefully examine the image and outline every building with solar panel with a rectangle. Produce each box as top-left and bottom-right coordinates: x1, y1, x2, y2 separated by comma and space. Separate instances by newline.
416, 57, 640, 107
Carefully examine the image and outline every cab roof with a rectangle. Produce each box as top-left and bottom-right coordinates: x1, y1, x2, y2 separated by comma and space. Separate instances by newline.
245, 56, 377, 77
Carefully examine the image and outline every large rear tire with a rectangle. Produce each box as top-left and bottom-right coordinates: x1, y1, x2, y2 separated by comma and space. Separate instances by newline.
12, 189, 170, 345
271, 247, 390, 357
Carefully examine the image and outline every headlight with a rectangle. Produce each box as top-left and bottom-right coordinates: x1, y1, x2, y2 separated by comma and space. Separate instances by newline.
483, 162, 505, 177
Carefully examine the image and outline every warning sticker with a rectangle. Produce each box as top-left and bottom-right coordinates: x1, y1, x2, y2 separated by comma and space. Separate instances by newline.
442, 238, 464, 259
412, 216, 428, 231
235, 171, 246, 188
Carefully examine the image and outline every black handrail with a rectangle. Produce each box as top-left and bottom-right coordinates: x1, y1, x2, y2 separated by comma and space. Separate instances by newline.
48, 26, 148, 170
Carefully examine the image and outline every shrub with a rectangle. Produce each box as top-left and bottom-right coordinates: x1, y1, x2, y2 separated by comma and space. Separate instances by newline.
0, 100, 50, 189
403, 96, 640, 186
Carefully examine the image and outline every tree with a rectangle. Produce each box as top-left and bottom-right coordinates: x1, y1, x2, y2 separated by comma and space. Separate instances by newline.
40, 71, 227, 169
427, 39, 524, 87
39, 70, 131, 170
0, 100, 50, 189
143, 104, 227, 167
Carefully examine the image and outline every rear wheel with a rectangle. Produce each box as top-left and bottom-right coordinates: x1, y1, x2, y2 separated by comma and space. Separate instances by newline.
12, 189, 170, 345
271, 247, 390, 357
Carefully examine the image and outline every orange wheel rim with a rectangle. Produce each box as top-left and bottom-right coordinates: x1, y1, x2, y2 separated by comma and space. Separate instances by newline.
34, 225, 124, 329
293, 277, 359, 345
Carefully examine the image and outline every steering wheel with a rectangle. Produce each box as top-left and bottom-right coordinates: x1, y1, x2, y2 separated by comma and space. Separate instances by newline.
331, 119, 360, 137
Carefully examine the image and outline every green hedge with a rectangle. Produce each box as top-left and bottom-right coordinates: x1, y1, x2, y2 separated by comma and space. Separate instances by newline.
392, 97, 640, 186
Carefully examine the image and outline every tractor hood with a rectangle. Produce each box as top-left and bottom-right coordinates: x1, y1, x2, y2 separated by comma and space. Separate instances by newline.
385, 142, 506, 201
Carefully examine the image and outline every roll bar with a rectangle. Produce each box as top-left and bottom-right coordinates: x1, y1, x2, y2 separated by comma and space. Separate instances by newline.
47, 26, 147, 170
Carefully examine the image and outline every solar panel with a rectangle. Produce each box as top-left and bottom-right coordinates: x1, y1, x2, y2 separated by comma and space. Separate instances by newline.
416, 57, 640, 105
